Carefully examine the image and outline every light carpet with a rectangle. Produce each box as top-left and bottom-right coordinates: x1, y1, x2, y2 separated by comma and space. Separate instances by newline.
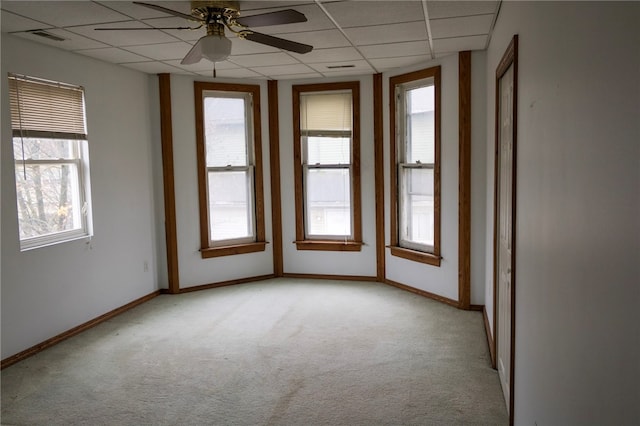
1, 278, 508, 425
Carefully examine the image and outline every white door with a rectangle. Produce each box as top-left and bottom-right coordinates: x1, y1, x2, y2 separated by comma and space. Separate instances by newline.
496, 63, 514, 410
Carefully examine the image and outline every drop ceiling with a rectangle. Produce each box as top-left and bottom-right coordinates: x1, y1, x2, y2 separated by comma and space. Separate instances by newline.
1, 1, 501, 79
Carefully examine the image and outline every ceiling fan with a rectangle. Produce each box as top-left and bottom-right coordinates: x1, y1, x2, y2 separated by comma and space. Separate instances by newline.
96, 1, 313, 64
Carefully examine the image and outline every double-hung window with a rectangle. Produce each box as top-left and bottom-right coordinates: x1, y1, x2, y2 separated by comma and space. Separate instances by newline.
293, 82, 361, 251
390, 66, 441, 266
8, 74, 93, 251
194, 82, 266, 258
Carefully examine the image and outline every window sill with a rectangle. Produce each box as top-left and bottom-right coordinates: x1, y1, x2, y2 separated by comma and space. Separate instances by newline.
389, 246, 441, 266
201, 241, 267, 259
294, 240, 363, 252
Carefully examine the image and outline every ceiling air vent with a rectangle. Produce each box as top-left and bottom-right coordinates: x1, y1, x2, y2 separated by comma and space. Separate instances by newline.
28, 30, 65, 42
326, 65, 355, 69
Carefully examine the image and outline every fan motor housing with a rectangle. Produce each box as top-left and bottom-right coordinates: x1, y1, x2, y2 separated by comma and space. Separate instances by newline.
191, 1, 239, 12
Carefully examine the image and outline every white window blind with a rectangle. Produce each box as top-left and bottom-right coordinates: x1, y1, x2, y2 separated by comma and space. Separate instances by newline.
8, 74, 87, 139
300, 92, 352, 132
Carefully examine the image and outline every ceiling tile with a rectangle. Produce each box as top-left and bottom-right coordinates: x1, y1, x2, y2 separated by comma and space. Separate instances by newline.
164, 59, 241, 73
139, 17, 204, 42
250, 63, 317, 77
369, 55, 432, 71
124, 42, 193, 61
96, 1, 193, 20
270, 72, 324, 80
229, 35, 280, 55
432, 35, 488, 53
344, 21, 427, 46
430, 14, 495, 39
230, 52, 299, 67
307, 59, 375, 74
240, 1, 316, 12
68, 21, 181, 47
427, 1, 499, 19
123, 61, 185, 74
195, 68, 263, 78
292, 46, 363, 64
13, 29, 109, 51
272, 29, 350, 49
1, 10, 51, 33
76, 47, 150, 64
1, 1, 130, 27
359, 40, 430, 59
323, 1, 423, 28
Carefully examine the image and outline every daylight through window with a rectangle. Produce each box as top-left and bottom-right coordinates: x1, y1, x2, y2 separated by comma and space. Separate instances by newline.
293, 82, 362, 251
390, 66, 441, 265
194, 82, 266, 258
8, 74, 92, 251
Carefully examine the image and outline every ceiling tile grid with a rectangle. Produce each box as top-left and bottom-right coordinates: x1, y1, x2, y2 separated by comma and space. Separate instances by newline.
1, 0, 500, 80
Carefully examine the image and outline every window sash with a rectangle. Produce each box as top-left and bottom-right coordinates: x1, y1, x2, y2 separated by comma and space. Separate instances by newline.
206, 166, 255, 245
395, 73, 438, 255
303, 164, 353, 239
398, 164, 434, 251
14, 150, 89, 250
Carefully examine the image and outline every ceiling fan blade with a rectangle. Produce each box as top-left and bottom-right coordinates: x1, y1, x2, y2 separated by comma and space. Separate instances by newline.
243, 32, 313, 54
95, 27, 193, 31
181, 38, 205, 65
236, 9, 307, 27
133, 1, 202, 22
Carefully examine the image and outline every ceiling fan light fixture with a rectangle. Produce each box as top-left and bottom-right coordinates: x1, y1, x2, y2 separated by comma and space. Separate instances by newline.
201, 34, 232, 62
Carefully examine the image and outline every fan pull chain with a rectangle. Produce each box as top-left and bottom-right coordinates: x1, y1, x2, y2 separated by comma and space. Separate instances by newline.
213, 63, 217, 79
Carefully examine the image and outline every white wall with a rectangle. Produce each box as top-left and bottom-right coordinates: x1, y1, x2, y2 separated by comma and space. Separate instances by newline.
1, 35, 159, 359
383, 54, 461, 301
168, 74, 274, 288
484, 2, 640, 423
278, 75, 377, 277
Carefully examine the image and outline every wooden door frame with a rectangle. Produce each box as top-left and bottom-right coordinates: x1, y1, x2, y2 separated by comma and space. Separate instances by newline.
492, 34, 518, 426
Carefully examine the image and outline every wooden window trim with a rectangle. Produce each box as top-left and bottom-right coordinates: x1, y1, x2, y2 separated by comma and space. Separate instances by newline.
389, 66, 441, 267
194, 81, 266, 258
292, 81, 362, 252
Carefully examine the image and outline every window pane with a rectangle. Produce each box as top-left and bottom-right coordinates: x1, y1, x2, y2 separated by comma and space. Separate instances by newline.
306, 168, 351, 236
306, 136, 350, 165
14, 161, 82, 240
204, 97, 247, 167
208, 170, 253, 241
13, 137, 77, 161
406, 85, 435, 164
400, 167, 434, 247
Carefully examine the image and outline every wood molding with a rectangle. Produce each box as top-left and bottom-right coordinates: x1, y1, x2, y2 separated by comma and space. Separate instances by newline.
268, 80, 284, 277
177, 274, 275, 293
283, 273, 378, 282
373, 73, 385, 282
193, 81, 266, 257
458, 51, 472, 310
293, 240, 363, 251
388, 245, 441, 266
384, 278, 458, 308
291, 81, 362, 250
200, 241, 267, 258
483, 305, 496, 368
1, 290, 161, 370
158, 73, 180, 294
389, 66, 441, 263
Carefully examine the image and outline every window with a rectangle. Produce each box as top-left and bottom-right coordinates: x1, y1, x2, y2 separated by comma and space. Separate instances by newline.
194, 82, 265, 258
292, 82, 361, 251
390, 66, 441, 266
8, 74, 92, 251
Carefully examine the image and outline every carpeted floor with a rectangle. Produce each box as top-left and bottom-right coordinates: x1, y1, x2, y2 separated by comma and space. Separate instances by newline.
1, 278, 508, 425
